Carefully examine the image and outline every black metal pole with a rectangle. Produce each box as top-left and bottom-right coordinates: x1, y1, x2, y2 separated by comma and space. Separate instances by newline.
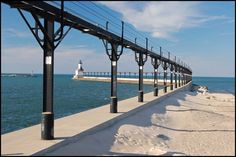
135, 38, 147, 102
42, 19, 54, 140
151, 57, 160, 96
164, 67, 167, 93
184, 74, 186, 85
138, 65, 144, 102
185, 74, 187, 84
178, 69, 181, 87
184, 74, 185, 85
185, 74, 188, 84
175, 68, 177, 88
110, 48, 118, 113
154, 68, 158, 96
170, 69, 173, 90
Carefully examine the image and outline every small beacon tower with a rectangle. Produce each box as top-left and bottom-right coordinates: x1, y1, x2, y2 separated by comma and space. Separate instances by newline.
73, 60, 84, 79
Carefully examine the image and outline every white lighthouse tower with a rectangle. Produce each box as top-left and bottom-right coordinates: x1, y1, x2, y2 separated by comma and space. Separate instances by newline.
73, 60, 84, 79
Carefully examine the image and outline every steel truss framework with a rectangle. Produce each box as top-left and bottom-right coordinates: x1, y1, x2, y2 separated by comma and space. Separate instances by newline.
2, 1, 192, 140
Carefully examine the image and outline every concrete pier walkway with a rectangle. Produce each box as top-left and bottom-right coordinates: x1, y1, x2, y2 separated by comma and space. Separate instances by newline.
74, 76, 172, 85
1, 82, 191, 156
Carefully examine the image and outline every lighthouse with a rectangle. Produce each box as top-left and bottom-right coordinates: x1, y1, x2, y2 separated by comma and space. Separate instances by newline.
73, 60, 84, 79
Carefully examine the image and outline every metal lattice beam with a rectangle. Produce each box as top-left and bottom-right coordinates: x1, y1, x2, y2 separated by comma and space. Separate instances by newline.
2, 1, 192, 74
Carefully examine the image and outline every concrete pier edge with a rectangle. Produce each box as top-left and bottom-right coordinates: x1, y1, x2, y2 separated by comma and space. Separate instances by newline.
1, 82, 192, 156
33, 82, 192, 156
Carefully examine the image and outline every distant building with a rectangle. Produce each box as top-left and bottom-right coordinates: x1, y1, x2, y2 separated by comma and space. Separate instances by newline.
73, 60, 84, 79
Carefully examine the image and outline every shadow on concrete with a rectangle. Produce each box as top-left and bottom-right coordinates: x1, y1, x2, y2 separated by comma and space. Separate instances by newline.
153, 124, 235, 132
2, 153, 24, 156
105, 151, 187, 156
166, 108, 233, 117
32, 83, 233, 156
31, 84, 188, 155
53, 137, 70, 140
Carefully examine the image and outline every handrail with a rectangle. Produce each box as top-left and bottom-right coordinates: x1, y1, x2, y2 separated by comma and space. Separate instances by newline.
2, 1, 192, 74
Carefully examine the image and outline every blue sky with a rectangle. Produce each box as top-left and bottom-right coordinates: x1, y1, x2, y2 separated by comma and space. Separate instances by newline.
1, 1, 235, 77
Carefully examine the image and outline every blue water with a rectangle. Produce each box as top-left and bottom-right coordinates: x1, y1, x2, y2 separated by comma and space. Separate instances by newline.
1, 75, 234, 134
1, 74, 157, 134
192, 77, 235, 94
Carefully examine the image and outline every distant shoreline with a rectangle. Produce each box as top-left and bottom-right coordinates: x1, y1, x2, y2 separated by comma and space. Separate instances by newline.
1, 73, 234, 78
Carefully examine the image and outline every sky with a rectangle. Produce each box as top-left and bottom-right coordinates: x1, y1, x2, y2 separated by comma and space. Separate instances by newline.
1, 1, 235, 77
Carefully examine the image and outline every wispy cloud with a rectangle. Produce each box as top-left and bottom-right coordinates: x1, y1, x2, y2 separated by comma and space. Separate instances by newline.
1, 45, 118, 73
99, 1, 230, 40
227, 19, 235, 23
2, 28, 32, 38
1, 45, 155, 74
1, 45, 42, 73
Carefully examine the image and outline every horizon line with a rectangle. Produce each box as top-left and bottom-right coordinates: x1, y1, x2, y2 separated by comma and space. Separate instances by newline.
1, 72, 235, 78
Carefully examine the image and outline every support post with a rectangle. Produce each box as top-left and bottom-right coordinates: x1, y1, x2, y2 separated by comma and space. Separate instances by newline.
138, 64, 144, 102
154, 68, 158, 96
105, 43, 123, 113
174, 57, 177, 88
185, 74, 187, 84
17, 2, 70, 140
184, 73, 186, 85
161, 50, 170, 93
175, 67, 177, 88
163, 68, 167, 93
151, 57, 161, 96
41, 19, 54, 140
178, 68, 181, 87
102, 21, 124, 113
110, 51, 118, 113
135, 38, 148, 102
170, 64, 174, 90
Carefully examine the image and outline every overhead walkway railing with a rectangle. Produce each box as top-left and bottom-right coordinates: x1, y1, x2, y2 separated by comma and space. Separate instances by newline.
2, 1, 192, 140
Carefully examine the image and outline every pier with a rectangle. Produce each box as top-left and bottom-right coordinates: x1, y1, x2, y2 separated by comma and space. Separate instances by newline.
1, 82, 192, 156
1, 0, 192, 143
73, 71, 174, 85
76, 76, 171, 85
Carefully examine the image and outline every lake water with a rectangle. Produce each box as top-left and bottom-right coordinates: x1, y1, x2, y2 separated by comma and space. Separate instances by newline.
1, 74, 234, 134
